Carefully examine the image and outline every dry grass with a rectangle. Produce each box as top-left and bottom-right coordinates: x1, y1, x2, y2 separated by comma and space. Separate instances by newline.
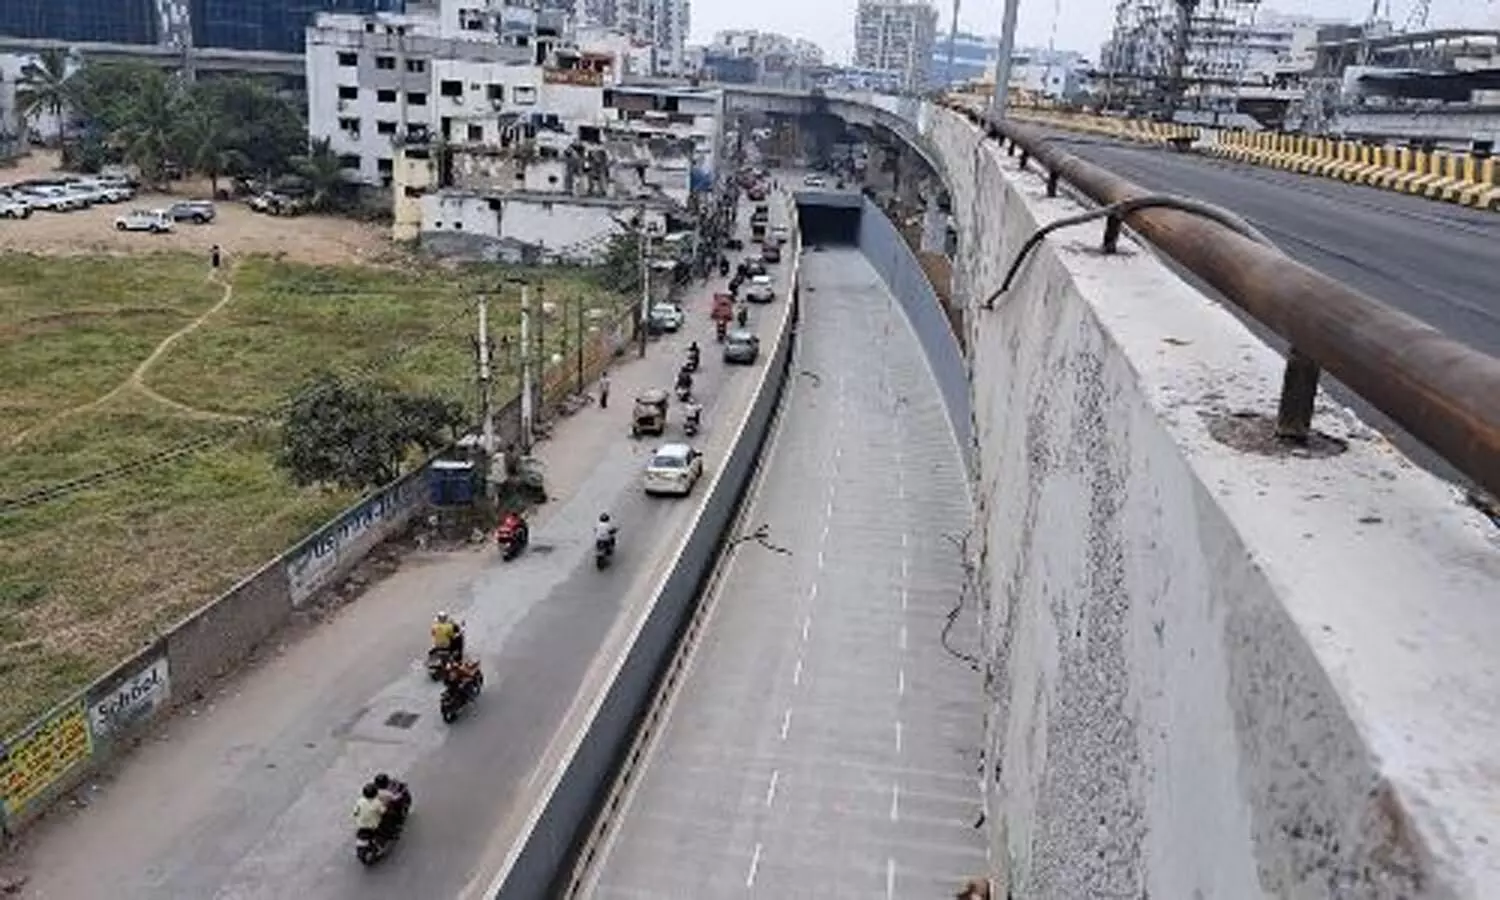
0, 250, 627, 734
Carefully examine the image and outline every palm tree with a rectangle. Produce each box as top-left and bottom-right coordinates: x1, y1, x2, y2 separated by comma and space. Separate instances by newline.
174, 103, 246, 198
294, 137, 347, 212
15, 48, 75, 145
113, 72, 177, 186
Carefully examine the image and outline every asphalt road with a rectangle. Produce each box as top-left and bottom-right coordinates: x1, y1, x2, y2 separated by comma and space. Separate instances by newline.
1044, 134, 1500, 483
12, 197, 798, 900
579, 248, 986, 898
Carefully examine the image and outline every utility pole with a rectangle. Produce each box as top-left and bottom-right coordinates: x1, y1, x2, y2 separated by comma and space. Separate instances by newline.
637, 219, 650, 359
519, 283, 534, 456
575, 292, 586, 395
990, 0, 1021, 120
477, 293, 495, 457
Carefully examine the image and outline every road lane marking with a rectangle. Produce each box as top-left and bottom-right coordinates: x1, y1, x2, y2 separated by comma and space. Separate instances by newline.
901, 587, 908, 610
895, 720, 903, 754
825, 499, 833, 517
780, 708, 793, 740
899, 625, 908, 651
898, 669, 906, 696
793, 657, 803, 686
809, 583, 818, 602
817, 549, 825, 569
890, 784, 900, 821
746, 842, 764, 887
886, 859, 896, 899
821, 522, 830, 542
901, 532, 908, 548
802, 615, 811, 642
766, 770, 780, 806
900, 558, 908, 580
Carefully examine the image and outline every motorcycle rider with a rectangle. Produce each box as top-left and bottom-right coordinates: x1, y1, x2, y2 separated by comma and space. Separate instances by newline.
594, 513, 617, 553
431, 611, 465, 662
353, 783, 387, 839
675, 366, 693, 399
684, 399, 703, 435
372, 773, 409, 836
686, 341, 700, 371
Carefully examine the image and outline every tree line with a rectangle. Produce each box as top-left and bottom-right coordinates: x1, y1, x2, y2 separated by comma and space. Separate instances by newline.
11, 48, 349, 210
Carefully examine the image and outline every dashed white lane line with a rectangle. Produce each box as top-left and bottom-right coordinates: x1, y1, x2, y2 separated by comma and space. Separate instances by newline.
817, 549, 825, 569
900, 587, 908, 610
900, 558, 908, 580
801, 615, 811, 642
895, 720, 904, 754
746, 843, 764, 887
825, 499, 833, 517
793, 657, 803, 686
780, 709, 793, 740
886, 859, 896, 900
901, 532, 908, 548
899, 625, 908, 652
898, 669, 906, 697
890, 784, 901, 821
809, 583, 818, 602
765, 770, 780, 807
821, 522, 830, 542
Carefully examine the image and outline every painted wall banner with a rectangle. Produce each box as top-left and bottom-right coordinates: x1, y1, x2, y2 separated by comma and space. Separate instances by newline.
87, 655, 170, 740
0, 700, 94, 822
284, 474, 423, 606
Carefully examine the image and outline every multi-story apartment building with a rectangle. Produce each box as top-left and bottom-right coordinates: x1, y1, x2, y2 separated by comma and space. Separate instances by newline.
852, 0, 938, 93
308, 0, 722, 259
699, 29, 825, 88
577, 0, 690, 77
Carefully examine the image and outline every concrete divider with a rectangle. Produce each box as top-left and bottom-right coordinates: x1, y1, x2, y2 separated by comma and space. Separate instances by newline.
486, 208, 806, 900
925, 100, 1500, 897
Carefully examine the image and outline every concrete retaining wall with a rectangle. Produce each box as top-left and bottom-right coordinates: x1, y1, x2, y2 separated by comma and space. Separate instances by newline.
854, 195, 973, 471
922, 104, 1500, 896
490, 202, 806, 900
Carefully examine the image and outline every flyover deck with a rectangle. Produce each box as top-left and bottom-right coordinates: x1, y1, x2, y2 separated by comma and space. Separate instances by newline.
579, 248, 986, 898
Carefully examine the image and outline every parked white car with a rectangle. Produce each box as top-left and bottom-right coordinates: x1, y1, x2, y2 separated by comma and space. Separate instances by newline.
642, 443, 704, 497
115, 209, 174, 233
79, 179, 135, 203
19, 186, 84, 211
745, 274, 775, 304
0, 193, 31, 219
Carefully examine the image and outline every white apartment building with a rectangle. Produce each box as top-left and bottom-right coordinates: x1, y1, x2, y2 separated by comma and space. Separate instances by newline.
853, 0, 939, 93
711, 30, 823, 67
578, 0, 690, 77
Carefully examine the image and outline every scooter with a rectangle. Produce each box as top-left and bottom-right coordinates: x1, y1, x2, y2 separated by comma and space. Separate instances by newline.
685, 350, 700, 373
439, 662, 485, 723
675, 382, 692, 403
495, 514, 529, 562
355, 787, 412, 866
595, 534, 616, 570
684, 410, 701, 438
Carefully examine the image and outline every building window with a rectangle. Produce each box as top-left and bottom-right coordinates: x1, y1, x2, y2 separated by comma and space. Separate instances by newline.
337, 51, 357, 67
377, 121, 397, 135
375, 55, 396, 70
487, 84, 503, 102
440, 80, 463, 98
406, 58, 427, 73
338, 117, 360, 136
467, 124, 483, 142
338, 85, 358, 100
377, 89, 397, 103
408, 92, 427, 106
338, 154, 361, 169
513, 85, 537, 105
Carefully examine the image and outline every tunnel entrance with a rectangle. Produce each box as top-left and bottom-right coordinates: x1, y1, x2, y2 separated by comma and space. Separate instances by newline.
794, 193, 862, 246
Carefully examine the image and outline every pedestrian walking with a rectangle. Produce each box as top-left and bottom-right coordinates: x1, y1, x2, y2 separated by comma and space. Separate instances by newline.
598, 372, 610, 409
210, 244, 222, 269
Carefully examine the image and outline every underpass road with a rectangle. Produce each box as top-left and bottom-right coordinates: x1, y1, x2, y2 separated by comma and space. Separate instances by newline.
8, 196, 798, 900
1043, 135, 1500, 359
579, 248, 986, 898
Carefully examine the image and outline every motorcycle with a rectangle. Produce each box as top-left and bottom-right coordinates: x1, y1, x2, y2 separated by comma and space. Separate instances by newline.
595, 534, 616, 570
355, 786, 412, 866
715, 320, 728, 343
439, 662, 485, 723
426, 644, 460, 681
675, 382, 692, 402
684, 410, 701, 438
495, 514, 529, 561
685, 350, 700, 373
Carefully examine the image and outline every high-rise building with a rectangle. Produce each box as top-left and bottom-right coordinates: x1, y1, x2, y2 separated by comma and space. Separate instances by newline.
930, 30, 995, 85
853, 0, 938, 93
0, 0, 159, 45
578, 0, 690, 77
191, 0, 405, 53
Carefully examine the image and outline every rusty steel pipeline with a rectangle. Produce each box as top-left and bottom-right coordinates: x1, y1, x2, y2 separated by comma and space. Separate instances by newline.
960, 107, 1500, 501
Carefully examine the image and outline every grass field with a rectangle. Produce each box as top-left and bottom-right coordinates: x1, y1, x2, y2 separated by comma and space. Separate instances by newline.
0, 251, 627, 735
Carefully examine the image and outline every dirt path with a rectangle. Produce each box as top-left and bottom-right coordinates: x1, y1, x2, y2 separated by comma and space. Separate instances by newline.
8, 264, 250, 448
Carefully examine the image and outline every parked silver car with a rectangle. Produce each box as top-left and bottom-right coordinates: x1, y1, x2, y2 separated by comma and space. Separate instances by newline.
0, 193, 32, 219
167, 200, 216, 224
18, 186, 83, 211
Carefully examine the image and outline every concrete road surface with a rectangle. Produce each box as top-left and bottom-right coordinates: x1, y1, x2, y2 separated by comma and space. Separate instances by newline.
8, 197, 798, 900
579, 247, 987, 898
1050, 135, 1500, 359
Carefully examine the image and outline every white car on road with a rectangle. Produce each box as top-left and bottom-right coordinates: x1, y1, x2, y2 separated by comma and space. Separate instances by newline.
115, 209, 174, 233
745, 274, 775, 303
803, 174, 827, 188
643, 443, 704, 496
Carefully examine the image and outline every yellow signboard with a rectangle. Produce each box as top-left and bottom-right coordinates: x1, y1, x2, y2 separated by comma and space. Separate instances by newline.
0, 700, 94, 821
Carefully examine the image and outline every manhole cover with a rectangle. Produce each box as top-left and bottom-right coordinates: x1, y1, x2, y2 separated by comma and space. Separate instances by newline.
385, 711, 419, 730
531, 543, 555, 555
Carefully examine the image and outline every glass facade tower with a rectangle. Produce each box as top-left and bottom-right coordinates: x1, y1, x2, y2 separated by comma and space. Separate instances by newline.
189, 0, 404, 53
0, 0, 158, 45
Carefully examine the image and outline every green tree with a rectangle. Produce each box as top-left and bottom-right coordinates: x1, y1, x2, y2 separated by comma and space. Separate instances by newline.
294, 136, 349, 212
191, 78, 304, 177
112, 68, 178, 186
598, 226, 642, 294
14, 48, 75, 144
173, 99, 247, 197
70, 61, 161, 137
277, 374, 464, 491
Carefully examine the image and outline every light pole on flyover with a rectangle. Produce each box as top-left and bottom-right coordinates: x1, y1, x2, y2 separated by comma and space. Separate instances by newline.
990, 0, 1022, 120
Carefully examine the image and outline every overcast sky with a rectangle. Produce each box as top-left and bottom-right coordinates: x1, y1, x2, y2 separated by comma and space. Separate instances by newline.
690, 0, 1499, 64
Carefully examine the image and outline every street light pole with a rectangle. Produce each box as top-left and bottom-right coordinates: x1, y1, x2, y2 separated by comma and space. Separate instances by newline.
990, 0, 1021, 120
637, 222, 650, 359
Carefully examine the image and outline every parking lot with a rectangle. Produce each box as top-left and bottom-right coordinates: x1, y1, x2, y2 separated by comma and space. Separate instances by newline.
0, 152, 397, 266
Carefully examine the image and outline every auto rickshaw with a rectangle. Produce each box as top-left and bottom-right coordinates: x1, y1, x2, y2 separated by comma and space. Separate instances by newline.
711, 293, 734, 342
631, 388, 669, 439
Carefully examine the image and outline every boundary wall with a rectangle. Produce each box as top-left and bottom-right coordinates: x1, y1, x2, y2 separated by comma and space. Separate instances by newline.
0, 316, 633, 839
486, 200, 806, 900
924, 100, 1500, 897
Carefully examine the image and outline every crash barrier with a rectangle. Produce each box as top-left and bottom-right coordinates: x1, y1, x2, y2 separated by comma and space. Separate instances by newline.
928, 98, 1500, 896
488, 206, 805, 900
855, 195, 974, 473
0, 329, 630, 838
1004, 104, 1201, 149
1208, 130, 1500, 211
